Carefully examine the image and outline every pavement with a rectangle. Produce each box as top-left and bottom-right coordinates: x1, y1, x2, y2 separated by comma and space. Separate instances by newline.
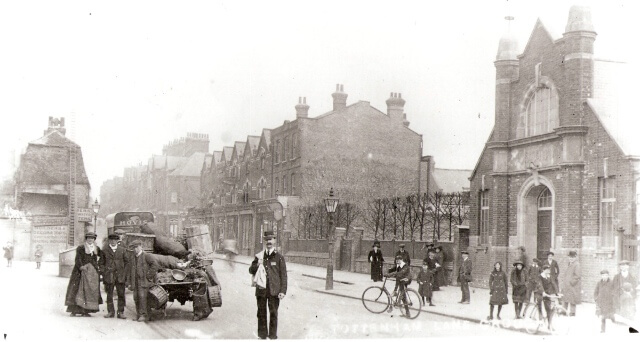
219, 253, 639, 336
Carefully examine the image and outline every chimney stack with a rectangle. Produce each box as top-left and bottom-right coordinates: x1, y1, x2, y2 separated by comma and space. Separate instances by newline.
386, 92, 406, 122
295, 96, 310, 118
331, 84, 347, 111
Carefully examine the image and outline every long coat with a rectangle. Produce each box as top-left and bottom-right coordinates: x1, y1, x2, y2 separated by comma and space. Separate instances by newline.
612, 273, 638, 319
526, 264, 541, 292
594, 279, 616, 318
434, 251, 446, 287
368, 249, 384, 281
102, 244, 128, 284
489, 270, 509, 305
129, 251, 157, 289
417, 268, 433, 299
510, 268, 528, 303
424, 257, 440, 289
64, 245, 104, 313
3, 246, 13, 259
34, 249, 43, 262
395, 249, 411, 266
560, 261, 582, 304
249, 250, 288, 297
458, 258, 472, 283
546, 259, 560, 288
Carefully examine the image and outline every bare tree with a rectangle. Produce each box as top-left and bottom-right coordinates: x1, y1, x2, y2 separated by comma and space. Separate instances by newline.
335, 202, 360, 238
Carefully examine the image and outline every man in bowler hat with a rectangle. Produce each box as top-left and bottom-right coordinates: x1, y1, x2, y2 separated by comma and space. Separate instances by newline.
249, 231, 287, 339
458, 250, 472, 304
103, 233, 128, 319
395, 243, 411, 266
546, 251, 560, 290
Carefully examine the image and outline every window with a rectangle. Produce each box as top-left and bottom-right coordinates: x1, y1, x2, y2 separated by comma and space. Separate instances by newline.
600, 177, 616, 248
291, 133, 297, 159
291, 173, 296, 195
517, 86, 559, 138
538, 188, 553, 209
274, 141, 280, 163
171, 192, 178, 203
260, 156, 265, 170
258, 178, 267, 200
479, 191, 490, 244
283, 137, 289, 162
282, 175, 287, 195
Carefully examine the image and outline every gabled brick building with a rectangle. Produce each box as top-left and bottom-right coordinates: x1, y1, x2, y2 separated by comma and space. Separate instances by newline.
468, 6, 640, 299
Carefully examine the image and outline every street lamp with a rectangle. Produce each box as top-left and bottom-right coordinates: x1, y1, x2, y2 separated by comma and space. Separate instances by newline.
92, 199, 100, 234
324, 188, 339, 290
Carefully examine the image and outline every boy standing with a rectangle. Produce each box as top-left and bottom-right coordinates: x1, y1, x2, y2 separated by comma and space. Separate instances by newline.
417, 260, 434, 306
594, 270, 616, 333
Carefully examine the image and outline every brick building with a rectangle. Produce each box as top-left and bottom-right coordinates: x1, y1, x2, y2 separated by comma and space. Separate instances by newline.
468, 6, 640, 299
100, 133, 210, 237
194, 85, 445, 256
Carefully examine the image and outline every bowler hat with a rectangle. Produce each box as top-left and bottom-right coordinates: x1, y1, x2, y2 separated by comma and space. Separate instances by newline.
532, 258, 540, 263
372, 242, 380, 248
568, 250, 577, 258
601, 269, 609, 275
399, 243, 405, 248
85, 232, 97, 239
619, 260, 630, 266
546, 251, 554, 256
263, 231, 276, 240
129, 240, 142, 247
461, 250, 469, 255
108, 233, 119, 240
513, 259, 525, 267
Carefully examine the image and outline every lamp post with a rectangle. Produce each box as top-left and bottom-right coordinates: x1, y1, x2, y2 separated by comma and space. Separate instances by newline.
92, 199, 100, 234
324, 188, 339, 290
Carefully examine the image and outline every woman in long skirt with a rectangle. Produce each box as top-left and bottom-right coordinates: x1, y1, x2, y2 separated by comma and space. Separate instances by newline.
64, 232, 104, 316
368, 241, 384, 282
488, 261, 509, 320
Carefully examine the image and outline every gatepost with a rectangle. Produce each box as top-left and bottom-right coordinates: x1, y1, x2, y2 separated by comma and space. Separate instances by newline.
351, 227, 364, 272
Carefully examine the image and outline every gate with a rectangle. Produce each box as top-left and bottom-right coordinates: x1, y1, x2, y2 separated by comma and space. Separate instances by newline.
340, 239, 352, 270
622, 234, 638, 262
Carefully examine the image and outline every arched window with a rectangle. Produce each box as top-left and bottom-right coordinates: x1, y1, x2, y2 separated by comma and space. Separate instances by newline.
538, 188, 553, 210
517, 86, 559, 138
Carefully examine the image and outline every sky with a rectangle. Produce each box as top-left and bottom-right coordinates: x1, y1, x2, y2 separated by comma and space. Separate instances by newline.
1, 0, 638, 199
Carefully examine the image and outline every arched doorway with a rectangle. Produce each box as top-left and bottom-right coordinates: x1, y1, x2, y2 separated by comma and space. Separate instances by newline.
517, 176, 555, 261
536, 188, 553, 259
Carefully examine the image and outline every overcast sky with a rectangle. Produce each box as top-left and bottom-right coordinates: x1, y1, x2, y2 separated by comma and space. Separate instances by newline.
1, 0, 637, 199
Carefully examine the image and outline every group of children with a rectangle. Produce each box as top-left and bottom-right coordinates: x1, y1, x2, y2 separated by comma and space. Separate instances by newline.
2, 242, 42, 269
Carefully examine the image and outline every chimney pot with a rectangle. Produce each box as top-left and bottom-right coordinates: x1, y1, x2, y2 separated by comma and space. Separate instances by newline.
331, 84, 348, 111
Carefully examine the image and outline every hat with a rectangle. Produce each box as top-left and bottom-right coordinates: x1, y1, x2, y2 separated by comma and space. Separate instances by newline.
546, 251, 554, 256
619, 260, 630, 266
85, 232, 97, 239
399, 243, 405, 248
513, 259, 525, 267
114, 229, 126, 234
568, 250, 577, 257
263, 231, 275, 240
461, 250, 469, 255
372, 242, 380, 248
532, 258, 540, 263
108, 233, 119, 240
542, 265, 551, 270
600, 269, 609, 275
129, 240, 142, 247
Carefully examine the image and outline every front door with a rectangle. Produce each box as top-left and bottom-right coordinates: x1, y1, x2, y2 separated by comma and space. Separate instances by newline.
536, 188, 553, 260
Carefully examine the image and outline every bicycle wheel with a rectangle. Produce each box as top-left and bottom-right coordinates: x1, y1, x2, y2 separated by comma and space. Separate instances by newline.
362, 286, 390, 314
522, 303, 543, 334
399, 288, 422, 319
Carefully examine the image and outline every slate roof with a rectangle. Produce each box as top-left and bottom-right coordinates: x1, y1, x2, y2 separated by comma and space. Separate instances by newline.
212, 151, 222, 164
170, 152, 207, 177
222, 147, 233, 162
246, 136, 260, 156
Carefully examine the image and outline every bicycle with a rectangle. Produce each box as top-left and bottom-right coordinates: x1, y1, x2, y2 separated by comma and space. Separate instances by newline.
521, 293, 568, 334
361, 275, 422, 319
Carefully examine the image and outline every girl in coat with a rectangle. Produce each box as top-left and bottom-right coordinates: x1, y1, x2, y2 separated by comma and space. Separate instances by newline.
488, 261, 509, 320
417, 260, 434, 306
35, 245, 43, 269
594, 269, 616, 333
510, 260, 527, 319
368, 242, 384, 282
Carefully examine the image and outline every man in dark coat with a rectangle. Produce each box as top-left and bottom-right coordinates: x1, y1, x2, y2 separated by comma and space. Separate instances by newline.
537, 265, 560, 331
249, 231, 287, 340
526, 258, 542, 302
102, 233, 128, 319
368, 241, 384, 282
594, 269, 616, 333
395, 243, 411, 266
65, 232, 104, 316
546, 251, 560, 290
424, 250, 441, 291
613, 260, 638, 320
129, 240, 157, 322
560, 250, 581, 316
458, 250, 472, 304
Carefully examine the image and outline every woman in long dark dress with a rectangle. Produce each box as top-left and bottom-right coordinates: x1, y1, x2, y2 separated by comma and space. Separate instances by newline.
368, 242, 384, 282
434, 246, 446, 287
65, 232, 104, 316
488, 261, 509, 320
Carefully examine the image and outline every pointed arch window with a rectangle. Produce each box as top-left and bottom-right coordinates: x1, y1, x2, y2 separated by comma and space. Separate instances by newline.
517, 85, 559, 138
538, 188, 553, 210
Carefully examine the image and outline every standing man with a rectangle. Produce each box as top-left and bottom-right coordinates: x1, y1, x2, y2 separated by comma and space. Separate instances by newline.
424, 250, 441, 291
613, 260, 638, 321
560, 250, 581, 316
103, 233, 128, 319
129, 240, 157, 322
537, 265, 560, 331
458, 250, 472, 304
395, 243, 411, 266
249, 231, 287, 340
546, 251, 560, 290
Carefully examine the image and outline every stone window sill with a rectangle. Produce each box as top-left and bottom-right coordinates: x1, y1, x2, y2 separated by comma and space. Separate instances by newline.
594, 248, 615, 258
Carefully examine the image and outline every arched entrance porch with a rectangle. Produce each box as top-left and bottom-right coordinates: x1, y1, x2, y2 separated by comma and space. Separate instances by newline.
517, 176, 556, 260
